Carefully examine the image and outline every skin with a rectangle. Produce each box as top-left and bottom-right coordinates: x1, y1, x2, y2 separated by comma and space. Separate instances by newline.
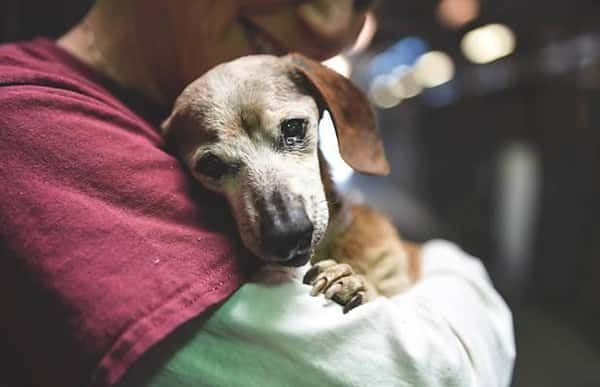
58, 0, 370, 106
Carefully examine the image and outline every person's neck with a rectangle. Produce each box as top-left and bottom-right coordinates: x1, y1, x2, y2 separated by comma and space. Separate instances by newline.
57, 1, 179, 107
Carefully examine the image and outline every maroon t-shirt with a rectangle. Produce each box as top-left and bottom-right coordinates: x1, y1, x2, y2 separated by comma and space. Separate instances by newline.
0, 38, 254, 387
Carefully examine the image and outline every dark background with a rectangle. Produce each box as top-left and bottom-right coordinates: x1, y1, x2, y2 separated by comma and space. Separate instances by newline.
2, 0, 599, 385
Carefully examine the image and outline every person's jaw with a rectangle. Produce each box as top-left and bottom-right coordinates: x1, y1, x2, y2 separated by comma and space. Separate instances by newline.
238, 1, 368, 61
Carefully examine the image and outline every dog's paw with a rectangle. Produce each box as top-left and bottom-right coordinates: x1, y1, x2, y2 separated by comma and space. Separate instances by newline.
302, 259, 378, 313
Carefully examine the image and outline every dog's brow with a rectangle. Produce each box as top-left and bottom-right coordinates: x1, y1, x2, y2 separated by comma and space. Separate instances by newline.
188, 125, 219, 146
240, 108, 261, 134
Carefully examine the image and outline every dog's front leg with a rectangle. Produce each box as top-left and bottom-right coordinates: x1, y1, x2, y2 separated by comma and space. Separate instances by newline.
312, 152, 419, 306
317, 204, 422, 299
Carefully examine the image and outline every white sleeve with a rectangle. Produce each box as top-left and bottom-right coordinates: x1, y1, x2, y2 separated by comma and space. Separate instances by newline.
135, 240, 515, 387
392, 240, 516, 387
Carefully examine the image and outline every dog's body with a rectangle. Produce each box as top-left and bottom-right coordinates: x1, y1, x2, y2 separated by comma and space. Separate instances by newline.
163, 54, 420, 312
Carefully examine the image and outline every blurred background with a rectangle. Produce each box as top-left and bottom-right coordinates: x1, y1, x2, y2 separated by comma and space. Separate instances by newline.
2, 0, 599, 385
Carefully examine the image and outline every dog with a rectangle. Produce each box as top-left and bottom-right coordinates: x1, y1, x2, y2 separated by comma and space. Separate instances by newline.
162, 53, 421, 313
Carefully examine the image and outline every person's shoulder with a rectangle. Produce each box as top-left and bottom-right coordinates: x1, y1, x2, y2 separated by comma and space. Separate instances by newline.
1, 38, 77, 87
0, 38, 123, 110
0, 38, 38, 69
0, 38, 162, 143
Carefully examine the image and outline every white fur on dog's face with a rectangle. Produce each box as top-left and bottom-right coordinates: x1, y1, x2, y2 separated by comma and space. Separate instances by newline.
168, 56, 329, 262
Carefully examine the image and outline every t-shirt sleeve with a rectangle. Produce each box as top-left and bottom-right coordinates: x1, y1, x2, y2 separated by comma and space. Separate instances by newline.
0, 84, 246, 387
118, 239, 515, 387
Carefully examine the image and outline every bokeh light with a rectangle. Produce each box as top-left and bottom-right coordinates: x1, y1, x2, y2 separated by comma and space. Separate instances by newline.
461, 23, 516, 64
436, 0, 480, 29
412, 51, 456, 88
369, 37, 429, 78
369, 74, 403, 109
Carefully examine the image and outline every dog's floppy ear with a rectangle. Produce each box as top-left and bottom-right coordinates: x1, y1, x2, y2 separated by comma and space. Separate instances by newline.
161, 109, 184, 154
160, 104, 202, 159
284, 53, 390, 176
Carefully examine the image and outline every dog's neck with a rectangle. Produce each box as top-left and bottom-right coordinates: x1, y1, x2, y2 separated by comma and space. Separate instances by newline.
311, 150, 352, 263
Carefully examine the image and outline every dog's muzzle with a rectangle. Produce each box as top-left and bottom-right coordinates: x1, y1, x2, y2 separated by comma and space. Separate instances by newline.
259, 191, 314, 267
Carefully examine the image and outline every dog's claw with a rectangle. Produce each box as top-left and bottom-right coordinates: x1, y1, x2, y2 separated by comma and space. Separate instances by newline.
343, 294, 363, 314
304, 259, 374, 313
303, 264, 321, 285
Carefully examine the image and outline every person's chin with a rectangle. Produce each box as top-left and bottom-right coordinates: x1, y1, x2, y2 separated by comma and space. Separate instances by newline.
239, 17, 344, 60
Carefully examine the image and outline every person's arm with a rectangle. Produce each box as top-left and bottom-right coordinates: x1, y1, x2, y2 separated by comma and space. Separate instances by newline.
119, 239, 515, 387
396, 240, 515, 387
0, 81, 246, 387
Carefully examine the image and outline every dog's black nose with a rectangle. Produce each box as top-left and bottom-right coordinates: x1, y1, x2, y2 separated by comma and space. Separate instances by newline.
260, 192, 314, 263
261, 207, 313, 260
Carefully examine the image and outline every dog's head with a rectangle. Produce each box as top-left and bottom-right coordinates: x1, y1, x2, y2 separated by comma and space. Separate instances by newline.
162, 54, 389, 266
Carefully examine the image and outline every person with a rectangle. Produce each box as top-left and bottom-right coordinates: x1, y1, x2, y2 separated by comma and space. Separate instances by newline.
0, 1, 515, 386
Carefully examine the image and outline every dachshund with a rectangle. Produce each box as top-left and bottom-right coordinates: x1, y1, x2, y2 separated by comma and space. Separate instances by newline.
162, 54, 421, 313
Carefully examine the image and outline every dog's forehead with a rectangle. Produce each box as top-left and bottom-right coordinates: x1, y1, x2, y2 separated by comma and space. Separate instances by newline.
216, 57, 301, 103
176, 56, 314, 137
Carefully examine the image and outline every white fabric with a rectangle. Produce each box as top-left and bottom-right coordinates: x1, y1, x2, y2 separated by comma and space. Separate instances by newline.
140, 240, 515, 387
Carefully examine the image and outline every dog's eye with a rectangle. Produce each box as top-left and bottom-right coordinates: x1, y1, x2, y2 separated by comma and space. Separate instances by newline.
195, 153, 229, 179
281, 118, 308, 146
